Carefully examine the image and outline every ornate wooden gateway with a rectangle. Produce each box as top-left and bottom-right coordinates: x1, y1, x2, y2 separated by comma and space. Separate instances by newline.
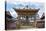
13, 8, 39, 27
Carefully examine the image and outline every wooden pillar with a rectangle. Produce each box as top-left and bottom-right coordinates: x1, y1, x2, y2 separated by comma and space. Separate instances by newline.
34, 14, 37, 28
26, 16, 29, 24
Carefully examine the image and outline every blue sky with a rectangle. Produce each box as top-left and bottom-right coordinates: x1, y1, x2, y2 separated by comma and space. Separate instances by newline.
6, 1, 45, 18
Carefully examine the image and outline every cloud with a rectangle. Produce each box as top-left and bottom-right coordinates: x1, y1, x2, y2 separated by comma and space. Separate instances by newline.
7, 0, 44, 3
